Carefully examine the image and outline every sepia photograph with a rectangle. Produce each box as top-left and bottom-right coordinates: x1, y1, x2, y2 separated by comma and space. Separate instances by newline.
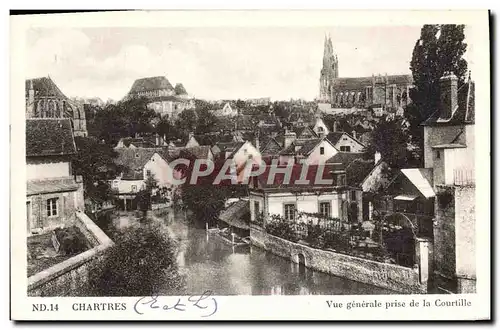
10, 10, 490, 321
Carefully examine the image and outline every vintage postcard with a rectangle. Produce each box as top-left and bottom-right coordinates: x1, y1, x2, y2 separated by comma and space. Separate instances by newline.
10, 10, 490, 321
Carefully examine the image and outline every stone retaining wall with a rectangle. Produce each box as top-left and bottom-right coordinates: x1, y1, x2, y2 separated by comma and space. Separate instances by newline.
28, 212, 113, 296
251, 224, 426, 293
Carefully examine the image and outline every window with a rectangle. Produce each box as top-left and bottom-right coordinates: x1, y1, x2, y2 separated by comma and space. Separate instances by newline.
131, 185, 137, 192
112, 180, 119, 187
146, 170, 152, 177
46, 198, 58, 217
320, 147, 325, 155
253, 201, 260, 221
351, 190, 357, 200
284, 203, 296, 221
135, 153, 139, 158
340, 146, 351, 152
336, 174, 346, 186
319, 202, 331, 218
436, 150, 441, 159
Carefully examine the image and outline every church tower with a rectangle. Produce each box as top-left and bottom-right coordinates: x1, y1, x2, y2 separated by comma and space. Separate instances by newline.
319, 34, 338, 102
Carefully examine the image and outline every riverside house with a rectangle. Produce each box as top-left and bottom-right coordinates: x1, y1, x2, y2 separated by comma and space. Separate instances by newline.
26, 118, 85, 235
249, 163, 349, 226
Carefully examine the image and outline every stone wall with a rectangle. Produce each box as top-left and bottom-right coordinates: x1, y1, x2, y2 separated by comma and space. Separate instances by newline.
28, 212, 113, 296
251, 224, 425, 293
433, 185, 457, 292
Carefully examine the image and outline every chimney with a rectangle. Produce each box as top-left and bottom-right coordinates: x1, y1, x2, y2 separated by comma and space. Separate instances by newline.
351, 130, 357, 139
155, 133, 160, 146
333, 120, 338, 132
284, 128, 297, 149
374, 151, 381, 164
439, 71, 458, 120
188, 131, 194, 140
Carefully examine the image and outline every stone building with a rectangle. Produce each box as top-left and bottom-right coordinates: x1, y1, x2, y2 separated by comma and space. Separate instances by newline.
318, 36, 413, 113
423, 72, 476, 293
125, 76, 194, 121
25, 77, 88, 137
26, 118, 85, 235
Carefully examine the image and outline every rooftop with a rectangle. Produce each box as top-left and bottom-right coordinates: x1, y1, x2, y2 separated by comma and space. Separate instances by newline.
128, 76, 174, 94
26, 119, 76, 157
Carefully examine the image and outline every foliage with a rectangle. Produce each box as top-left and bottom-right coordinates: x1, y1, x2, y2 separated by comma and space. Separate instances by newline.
437, 189, 454, 209
87, 222, 182, 296
156, 117, 182, 142
54, 227, 88, 255
364, 118, 418, 169
71, 136, 121, 202
180, 183, 227, 227
88, 97, 157, 144
135, 190, 152, 218
407, 24, 468, 160
265, 214, 300, 242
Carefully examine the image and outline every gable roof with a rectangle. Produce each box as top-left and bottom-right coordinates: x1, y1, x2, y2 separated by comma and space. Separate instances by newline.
400, 168, 435, 198
115, 148, 164, 180
325, 131, 366, 148
26, 119, 76, 157
26, 77, 68, 99
279, 138, 323, 156
128, 76, 174, 94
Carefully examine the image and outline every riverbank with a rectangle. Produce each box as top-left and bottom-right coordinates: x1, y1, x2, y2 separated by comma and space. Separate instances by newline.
250, 224, 426, 294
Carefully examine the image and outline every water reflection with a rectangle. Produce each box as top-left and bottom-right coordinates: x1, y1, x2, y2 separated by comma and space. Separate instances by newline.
161, 209, 394, 296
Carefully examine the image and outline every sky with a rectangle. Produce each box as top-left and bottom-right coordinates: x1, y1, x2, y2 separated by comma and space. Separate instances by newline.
25, 26, 475, 102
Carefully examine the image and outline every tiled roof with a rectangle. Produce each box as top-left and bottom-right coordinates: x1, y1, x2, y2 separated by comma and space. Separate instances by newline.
326, 152, 366, 167
26, 119, 76, 157
333, 74, 412, 90
27, 177, 80, 196
422, 80, 475, 126
216, 141, 245, 153
26, 77, 67, 99
218, 200, 250, 230
253, 164, 345, 189
128, 76, 174, 94
325, 132, 344, 145
180, 146, 212, 160
279, 139, 322, 156
115, 148, 163, 180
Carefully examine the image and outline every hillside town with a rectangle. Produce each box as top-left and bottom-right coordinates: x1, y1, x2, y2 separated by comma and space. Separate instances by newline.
26, 25, 476, 297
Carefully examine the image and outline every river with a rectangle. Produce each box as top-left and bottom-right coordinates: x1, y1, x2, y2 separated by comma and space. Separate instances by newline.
155, 209, 394, 296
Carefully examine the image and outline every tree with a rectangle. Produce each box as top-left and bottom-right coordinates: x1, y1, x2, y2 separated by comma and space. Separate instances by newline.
195, 108, 218, 135
71, 136, 122, 203
156, 117, 181, 142
365, 118, 418, 169
89, 97, 157, 144
87, 222, 182, 296
407, 24, 468, 160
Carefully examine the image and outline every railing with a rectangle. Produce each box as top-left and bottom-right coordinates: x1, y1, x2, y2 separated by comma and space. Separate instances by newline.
453, 169, 475, 186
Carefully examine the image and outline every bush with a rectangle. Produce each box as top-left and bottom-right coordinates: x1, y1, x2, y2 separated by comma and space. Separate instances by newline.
87, 222, 183, 296
54, 227, 88, 255
266, 215, 300, 242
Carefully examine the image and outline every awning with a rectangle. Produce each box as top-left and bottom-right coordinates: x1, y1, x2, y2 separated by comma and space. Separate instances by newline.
394, 195, 418, 201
